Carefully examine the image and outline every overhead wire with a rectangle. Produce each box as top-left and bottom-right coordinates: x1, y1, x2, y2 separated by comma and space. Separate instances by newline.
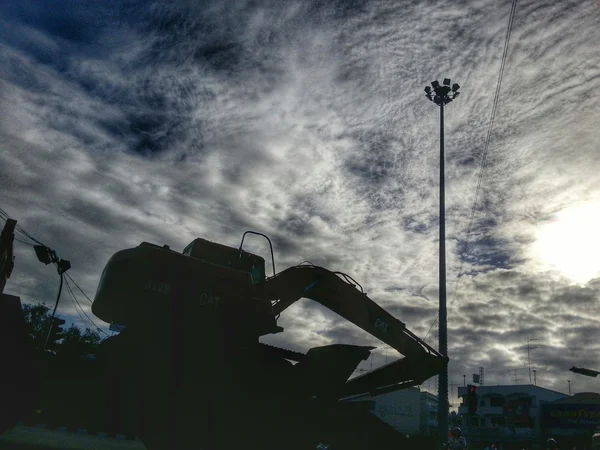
0, 213, 30, 244
14, 237, 33, 245
65, 277, 90, 329
451, 0, 519, 289
43, 272, 65, 350
0, 205, 107, 335
64, 273, 94, 305
64, 276, 107, 335
424, 0, 519, 342
0, 207, 48, 247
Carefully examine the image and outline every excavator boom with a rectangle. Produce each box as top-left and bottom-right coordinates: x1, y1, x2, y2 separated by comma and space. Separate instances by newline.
261, 265, 448, 396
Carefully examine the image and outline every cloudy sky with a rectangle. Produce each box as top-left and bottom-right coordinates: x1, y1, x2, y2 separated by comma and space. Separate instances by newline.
1, 0, 600, 403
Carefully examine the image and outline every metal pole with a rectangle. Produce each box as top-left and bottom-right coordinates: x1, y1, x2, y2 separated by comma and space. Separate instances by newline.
0, 218, 17, 296
528, 340, 532, 384
425, 79, 460, 449
568, 380, 571, 395
527, 337, 538, 385
438, 102, 449, 449
43, 272, 64, 350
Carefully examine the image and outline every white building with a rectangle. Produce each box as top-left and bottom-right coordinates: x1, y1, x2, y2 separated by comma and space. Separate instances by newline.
344, 387, 438, 436
420, 390, 439, 435
457, 384, 568, 448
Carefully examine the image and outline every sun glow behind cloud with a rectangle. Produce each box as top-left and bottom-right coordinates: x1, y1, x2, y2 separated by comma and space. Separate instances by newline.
530, 202, 600, 284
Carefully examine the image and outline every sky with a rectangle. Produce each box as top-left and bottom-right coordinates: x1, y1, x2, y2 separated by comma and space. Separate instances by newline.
1, 0, 600, 403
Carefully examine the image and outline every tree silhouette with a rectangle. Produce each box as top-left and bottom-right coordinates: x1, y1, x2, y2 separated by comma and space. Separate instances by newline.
21, 303, 103, 356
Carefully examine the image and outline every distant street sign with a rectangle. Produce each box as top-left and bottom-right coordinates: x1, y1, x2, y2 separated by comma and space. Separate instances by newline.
472, 374, 480, 384
543, 404, 600, 429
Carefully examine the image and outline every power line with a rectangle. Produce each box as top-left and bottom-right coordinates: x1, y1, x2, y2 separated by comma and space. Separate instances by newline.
0, 214, 34, 245
0, 208, 48, 247
451, 0, 518, 285
64, 277, 90, 326
424, 0, 518, 341
0, 208, 106, 334
64, 277, 107, 335
450, 0, 518, 294
65, 277, 90, 329
43, 273, 65, 351
64, 273, 93, 305
0, 208, 109, 338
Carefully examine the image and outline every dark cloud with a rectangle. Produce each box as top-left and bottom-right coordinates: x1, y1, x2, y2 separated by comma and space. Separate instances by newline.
1, 0, 600, 399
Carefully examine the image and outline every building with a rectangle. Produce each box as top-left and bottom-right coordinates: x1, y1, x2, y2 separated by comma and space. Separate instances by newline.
457, 384, 569, 449
541, 392, 600, 449
420, 390, 439, 435
343, 387, 439, 436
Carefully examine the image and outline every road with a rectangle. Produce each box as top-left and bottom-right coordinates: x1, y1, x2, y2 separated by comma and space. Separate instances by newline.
0, 425, 146, 450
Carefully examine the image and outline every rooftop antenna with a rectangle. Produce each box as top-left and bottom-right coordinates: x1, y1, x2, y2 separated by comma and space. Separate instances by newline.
527, 337, 539, 384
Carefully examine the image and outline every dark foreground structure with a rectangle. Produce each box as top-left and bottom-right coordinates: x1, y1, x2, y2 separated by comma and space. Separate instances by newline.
2, 232, 448, 449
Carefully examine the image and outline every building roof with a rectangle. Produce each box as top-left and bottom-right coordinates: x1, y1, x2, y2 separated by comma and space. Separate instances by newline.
552, 392, 600, 404
458, 384, 568, 398
420, 390, 439, 400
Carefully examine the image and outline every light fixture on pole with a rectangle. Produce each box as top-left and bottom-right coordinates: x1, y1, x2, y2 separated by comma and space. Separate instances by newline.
424, 78, 461, 448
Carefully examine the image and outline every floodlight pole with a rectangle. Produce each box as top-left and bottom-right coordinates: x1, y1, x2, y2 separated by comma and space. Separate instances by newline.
439, 100, 448, 449
424, 79, 460, 449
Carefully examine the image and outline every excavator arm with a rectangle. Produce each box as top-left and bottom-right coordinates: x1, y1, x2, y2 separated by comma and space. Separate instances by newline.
261, 265, 448, 397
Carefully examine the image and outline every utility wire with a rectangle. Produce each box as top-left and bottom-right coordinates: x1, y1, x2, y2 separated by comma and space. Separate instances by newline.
64, 277, 107, 335
0, 207, 107, 335
0, 208, 48, 247
65, 277, 90, 329
0, 214, 34, 245
452, 0, 519, 282
424, 0, 518, 341
64, 273, 94, 305
65, 277, 96, 332
43, 273, 64, 351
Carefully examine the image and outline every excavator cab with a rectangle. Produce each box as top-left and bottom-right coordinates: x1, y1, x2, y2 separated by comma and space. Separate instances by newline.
183, 237, 266, 284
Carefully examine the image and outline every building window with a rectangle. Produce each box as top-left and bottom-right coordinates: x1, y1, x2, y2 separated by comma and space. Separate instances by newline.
490, 417, 505, 426
490, 397, 505, 407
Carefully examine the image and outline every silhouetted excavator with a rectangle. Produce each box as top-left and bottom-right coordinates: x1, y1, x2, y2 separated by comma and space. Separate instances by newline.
89, 232, 447, 449
1, 230, 447, 450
